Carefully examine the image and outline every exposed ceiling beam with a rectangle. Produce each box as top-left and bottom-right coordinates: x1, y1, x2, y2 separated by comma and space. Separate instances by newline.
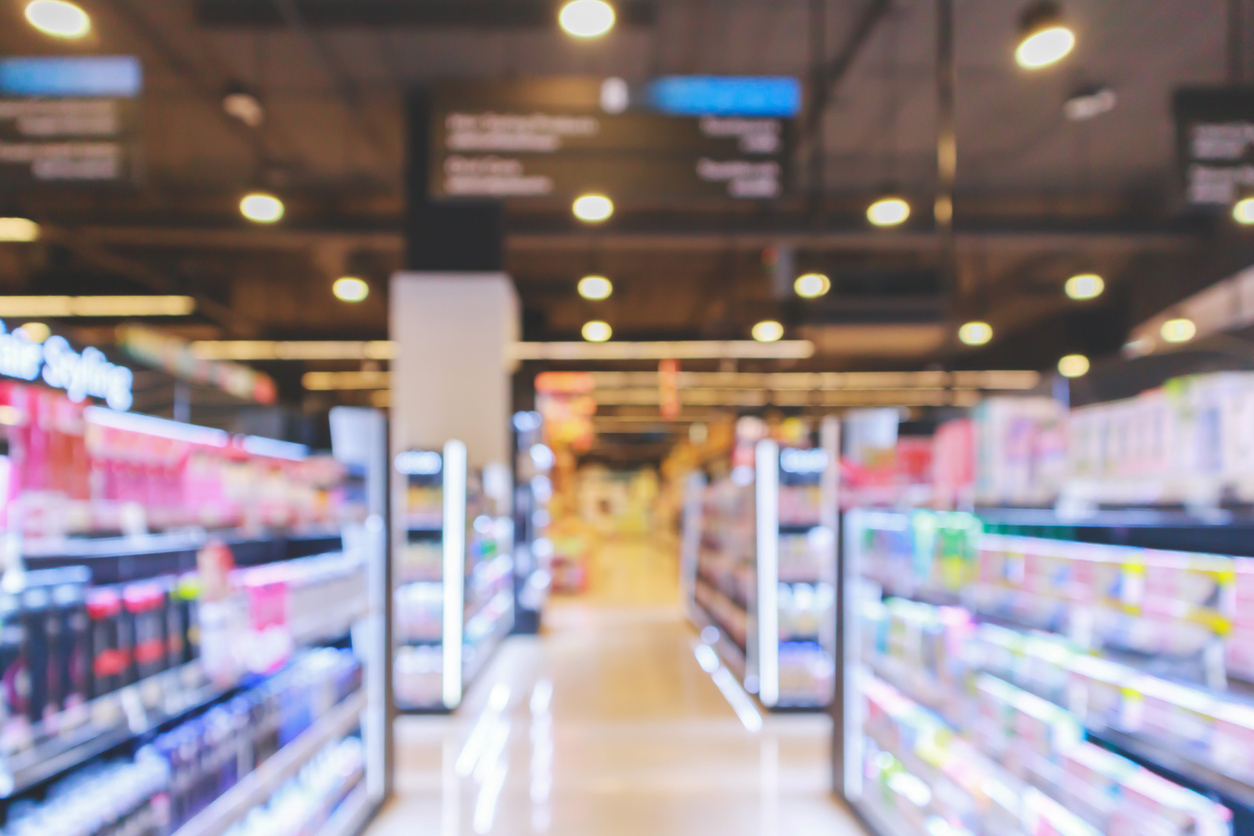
42, 228, 263, 338
70, 225, 1196, 254
267, 0, 391, 166
196, 0, 657, 28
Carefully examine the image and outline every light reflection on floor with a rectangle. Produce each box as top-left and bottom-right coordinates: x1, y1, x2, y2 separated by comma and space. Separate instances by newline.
369, 538, 866, 836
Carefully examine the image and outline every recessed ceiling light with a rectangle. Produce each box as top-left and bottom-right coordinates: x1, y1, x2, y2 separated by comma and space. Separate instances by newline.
222, 87, 265, 128
867, 196, 910, 227
1234, 198, 1254, 225
24, 0, 90, 38
752, 320, 784, 343
559, 0, 616, 38
573, 194, 614, 223
578, 275, 613, 300
1161, 318, 1196, 343
1015, 2, 1075, 69
1064, 86, 1116, 121
1065, 273, 1104, 300
240, 192, 284, 224
794, 273, 831, 299
333, 277, 369, 302
958, 321, 993, 346
582, 320, 613, 342
0, 218, 40, 242
1057, 354, 1090, 377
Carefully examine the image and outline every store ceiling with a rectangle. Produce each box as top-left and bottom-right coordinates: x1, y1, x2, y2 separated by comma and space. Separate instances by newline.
2, 0, 1254, 410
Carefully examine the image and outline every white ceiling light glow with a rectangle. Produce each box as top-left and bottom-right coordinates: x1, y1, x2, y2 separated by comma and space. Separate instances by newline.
240, 192, 285, 224
333, 277, 369, 302
1065, 273, 1104, 300
582, 321, 613, 342
578, 276, 613, 300
1015, 2, 1075, 69
958, 321, 994, 346
794, 273, 832, 299
573, 194, 614, 223
867, 197, 910, 227
25, 0, 90, 38
559, 0, 616, 38
752, 321, 784, 343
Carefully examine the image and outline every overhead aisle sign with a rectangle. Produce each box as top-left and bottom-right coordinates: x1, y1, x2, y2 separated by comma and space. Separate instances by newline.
429, 77, 798, 201
1174, 86, 1254, 206
0, 56, 142, 187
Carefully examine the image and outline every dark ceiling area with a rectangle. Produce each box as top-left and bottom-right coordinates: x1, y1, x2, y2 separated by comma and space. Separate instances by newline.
1, 0, 1252, 414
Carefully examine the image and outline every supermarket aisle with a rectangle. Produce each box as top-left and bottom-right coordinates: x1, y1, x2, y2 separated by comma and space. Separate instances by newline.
369, 537, 866, 836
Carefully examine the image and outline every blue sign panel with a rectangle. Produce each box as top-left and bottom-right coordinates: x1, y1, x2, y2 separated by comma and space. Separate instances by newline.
645, 77, 801, 118
0, 56, 142, 98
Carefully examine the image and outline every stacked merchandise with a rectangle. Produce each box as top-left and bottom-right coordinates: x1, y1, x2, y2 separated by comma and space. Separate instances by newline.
845, 510, 1254, 836
512, 410, 553, 633
928, 372, 1254, 508
693, 476, 753, 653
0, 648, 361, 836
393, 450, 445, 709
689, 415, 837, 708
0, 385, 350, 538
0, 541, 367, 800
777, 444, 836, 706
220, 737, 364, 836
392, 455, 514, 711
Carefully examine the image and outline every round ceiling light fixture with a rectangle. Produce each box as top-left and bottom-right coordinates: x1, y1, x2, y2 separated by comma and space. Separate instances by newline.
1234, 198, 1254, 225
1015, 1, 1075, 69
1064, 86, 1116, 121
0, 218, 41, 242
1057, 354, 1090, 378
333, 277, 369, 302
752, 320, 785, 343
578, 275, 613, 300
1065, 273, 1104, 300
1160, 318, 1196, 344
573, 193, 614, 223
958, 321, 994, 346
794, 272, 832, 299
222, 86, 265, 128
867, 196, 910, 227
240, 192, 285, 224
25, 0, 90, 38
559, 0, 616, 37
582, 320, 613, 342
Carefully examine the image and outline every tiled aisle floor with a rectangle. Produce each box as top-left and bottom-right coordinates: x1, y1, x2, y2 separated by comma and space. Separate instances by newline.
368, 537, 866, 836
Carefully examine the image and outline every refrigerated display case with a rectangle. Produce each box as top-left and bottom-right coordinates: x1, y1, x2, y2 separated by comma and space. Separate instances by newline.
688, 417, 838, 709
512, 411, 552, 635
392, 441, 514, 711
839, 507, 1254, 836
0, 405, 391, 836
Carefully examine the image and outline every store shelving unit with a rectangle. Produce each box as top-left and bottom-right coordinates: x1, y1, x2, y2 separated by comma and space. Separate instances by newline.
0, 405, 392, 836
393, 440, 515, 712
688, 418, 839, 710
172, 689, 368, 836
838, 507, 1254, 836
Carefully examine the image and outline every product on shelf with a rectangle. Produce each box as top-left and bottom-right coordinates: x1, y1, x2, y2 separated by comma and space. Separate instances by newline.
970, 396, 1068, 507
222, 736, 365, 836
848, 508, 1253, 835
0, 382, 353, 539
0, 647, 361, 836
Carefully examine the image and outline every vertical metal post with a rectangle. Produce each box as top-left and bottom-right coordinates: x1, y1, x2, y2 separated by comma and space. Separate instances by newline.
809, 0, 827, 212
1230, 0, 1245, 84
936, 0, 958, 315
